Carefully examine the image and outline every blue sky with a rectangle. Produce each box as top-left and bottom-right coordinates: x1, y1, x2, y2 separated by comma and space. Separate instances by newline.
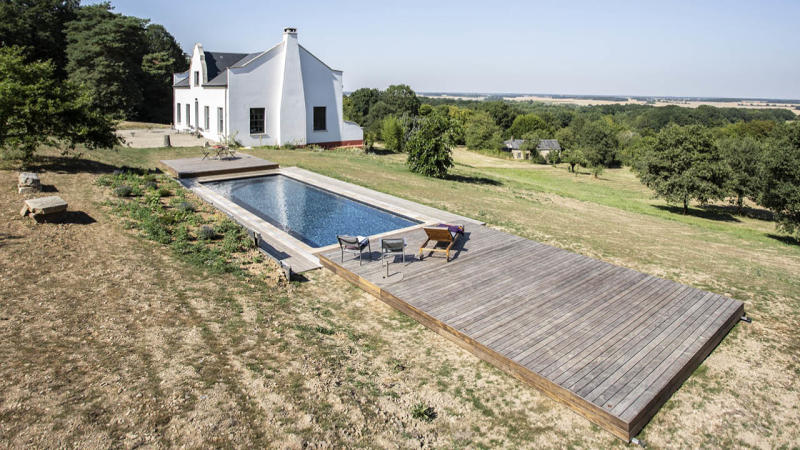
90, 0, 800, 99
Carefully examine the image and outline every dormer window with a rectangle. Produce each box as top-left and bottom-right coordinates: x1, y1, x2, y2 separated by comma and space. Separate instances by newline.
194, 71, 199, 86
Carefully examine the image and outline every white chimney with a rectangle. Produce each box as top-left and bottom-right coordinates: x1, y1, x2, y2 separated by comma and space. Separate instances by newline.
283, 27, 298, 43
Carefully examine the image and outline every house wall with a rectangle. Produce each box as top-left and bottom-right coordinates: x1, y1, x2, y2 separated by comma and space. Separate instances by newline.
227, 44, 285, 147
173, 44, 227, 142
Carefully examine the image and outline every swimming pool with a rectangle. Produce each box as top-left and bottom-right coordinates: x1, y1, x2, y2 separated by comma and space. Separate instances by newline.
203, 175, 420, 247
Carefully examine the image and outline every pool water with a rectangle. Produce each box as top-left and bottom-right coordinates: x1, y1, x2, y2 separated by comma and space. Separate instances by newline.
204, 175, 419, 247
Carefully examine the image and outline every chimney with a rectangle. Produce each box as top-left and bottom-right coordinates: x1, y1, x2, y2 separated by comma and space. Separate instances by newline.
283, 27, 298, 43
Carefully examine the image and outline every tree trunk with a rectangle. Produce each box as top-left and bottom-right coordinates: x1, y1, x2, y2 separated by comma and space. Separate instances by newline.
737, 193, 744, 215
683, 197, 689, 215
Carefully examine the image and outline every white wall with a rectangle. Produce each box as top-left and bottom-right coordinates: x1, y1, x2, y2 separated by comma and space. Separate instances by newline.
299, 48, 342, 144
173, 44, 227, 142
227, 44, 284, 147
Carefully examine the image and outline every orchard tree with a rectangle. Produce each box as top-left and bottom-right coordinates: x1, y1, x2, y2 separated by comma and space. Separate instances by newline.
406, 114, 453, 178
759, 123, 800, 237
635, 124, 728, 214
562, 148, 587, 174
718, 136, 763, 214
0, 46, 119, 163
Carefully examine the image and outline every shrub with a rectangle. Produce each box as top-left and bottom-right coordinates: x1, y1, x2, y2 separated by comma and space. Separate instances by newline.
197, 225, 216, 240
113, 184, 133, 197
143, 180, 158, 190
381, 115, 405, 152
175, 201, 195, 212
411, 403, 437, 422
406, 114, 453, 178
158, 187, 171, 197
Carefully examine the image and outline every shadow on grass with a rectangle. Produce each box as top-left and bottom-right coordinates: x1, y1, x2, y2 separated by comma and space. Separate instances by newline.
365, 148, 400, 156
0, 233, 22, 248
704, 204, 774, 222
767, 234, 799, 246
654, 204, 741, 223
445, 174, 502, 186
26, 155, 155, 176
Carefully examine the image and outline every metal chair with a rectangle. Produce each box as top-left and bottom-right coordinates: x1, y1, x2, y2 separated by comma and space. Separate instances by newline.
337, 235, 371, 265
380, 237, 407, 278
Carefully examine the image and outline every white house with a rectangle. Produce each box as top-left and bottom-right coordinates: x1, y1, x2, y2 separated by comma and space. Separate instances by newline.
172, 28, 363, 148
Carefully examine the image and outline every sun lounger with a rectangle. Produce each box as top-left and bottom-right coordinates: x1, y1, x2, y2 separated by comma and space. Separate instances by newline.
418, 224, 464, 262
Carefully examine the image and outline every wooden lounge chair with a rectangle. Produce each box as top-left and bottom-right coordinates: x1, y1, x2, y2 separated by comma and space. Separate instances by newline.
418, 224, 464, 262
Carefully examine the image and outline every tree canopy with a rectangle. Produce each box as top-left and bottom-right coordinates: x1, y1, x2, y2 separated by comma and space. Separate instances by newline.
634, 124, 728, 214
406, 114, 453, 178
759, 123, 800, 237
0, 46, 119, 163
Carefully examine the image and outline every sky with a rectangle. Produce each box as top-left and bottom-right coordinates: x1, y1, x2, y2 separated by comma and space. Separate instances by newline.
88, 0, 800, 99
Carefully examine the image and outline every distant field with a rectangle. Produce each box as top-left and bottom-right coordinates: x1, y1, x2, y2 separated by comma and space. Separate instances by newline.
1, 144, 798, 447
422, 93, 800, 115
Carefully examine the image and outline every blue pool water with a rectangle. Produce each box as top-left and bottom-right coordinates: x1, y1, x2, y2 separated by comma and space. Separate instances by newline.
203, 175, 419, 247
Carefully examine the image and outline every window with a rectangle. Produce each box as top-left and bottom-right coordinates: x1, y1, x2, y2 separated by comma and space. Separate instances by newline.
194, 71, 199, 86
249, 108, 265, 134
186, 104, 190, 127
217, 107, 223, 134
313, 106, 326, 131
177, 103, 181, 123
204, 106, 209, 130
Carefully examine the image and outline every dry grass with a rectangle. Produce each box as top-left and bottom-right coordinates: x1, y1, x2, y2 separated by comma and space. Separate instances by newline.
0, 144, 798, 448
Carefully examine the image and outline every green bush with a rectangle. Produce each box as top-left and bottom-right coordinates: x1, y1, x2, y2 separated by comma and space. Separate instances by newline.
114, 184, 133, 197
406, 115, 453, 178
411, 403, 436, 422
197, 225, 216, 240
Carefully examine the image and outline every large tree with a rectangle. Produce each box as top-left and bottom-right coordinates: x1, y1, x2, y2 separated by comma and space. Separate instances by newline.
635, 124, 728, 214
0, 46, 119, 163
0, 0, 79, 78
65, 3, 149, 119
464, 111, 503, 150
406, 114, 453, 178
759, 123, 800, 237
381, 84, 420, 117
718, 136, 763, 214
508, 113, 548, 140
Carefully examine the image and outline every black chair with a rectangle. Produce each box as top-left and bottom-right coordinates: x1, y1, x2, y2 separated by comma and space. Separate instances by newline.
380, 237, 407, 278
337, 235, 371, 265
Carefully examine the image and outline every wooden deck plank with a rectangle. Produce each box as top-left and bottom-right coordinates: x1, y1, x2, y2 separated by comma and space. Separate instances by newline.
318, 223, 744, 441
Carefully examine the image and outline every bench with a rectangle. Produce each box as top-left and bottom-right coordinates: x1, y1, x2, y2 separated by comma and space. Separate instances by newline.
20, 196, 68, 222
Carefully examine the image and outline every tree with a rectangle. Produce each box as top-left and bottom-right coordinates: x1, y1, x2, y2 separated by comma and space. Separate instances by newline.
381, 115, 405, 152
406, 114, 453, 178
0, 0, 79, 79
0, 46, 119, 163
464, 111, 503, 150
508, 113, 548, 139
718, 136, 763, 214
65, 3, 149, 118
575, 119, 619, 167
562, 148, 587, 174
381, 84, 420, 117
139, 23, 188, 122
635, 124, 728, 214
759, 123, 800, 237
344, 87, 380, 125
480, 100, 517, 129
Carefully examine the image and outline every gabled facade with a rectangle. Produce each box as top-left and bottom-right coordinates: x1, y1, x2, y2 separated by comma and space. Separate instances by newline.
173, 28, 363, 148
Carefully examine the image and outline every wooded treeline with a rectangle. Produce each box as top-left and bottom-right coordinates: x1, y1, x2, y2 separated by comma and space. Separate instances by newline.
344, 86, 800, 237
1, 0, 187, 122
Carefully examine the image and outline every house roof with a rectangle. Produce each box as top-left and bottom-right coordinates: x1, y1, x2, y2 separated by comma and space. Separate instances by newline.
503, 139, 525, 150
537, 139, 561, 151
204, 51, 249, 79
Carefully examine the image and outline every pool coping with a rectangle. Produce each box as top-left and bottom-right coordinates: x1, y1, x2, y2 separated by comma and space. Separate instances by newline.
178, 167, 483, 274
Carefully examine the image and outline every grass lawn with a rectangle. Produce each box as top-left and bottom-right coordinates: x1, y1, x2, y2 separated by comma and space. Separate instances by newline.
1, 143, 798, 448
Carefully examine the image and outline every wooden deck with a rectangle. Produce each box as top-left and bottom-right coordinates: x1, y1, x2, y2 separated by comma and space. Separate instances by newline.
161, 153, 279, 178
318, 225, 744, 440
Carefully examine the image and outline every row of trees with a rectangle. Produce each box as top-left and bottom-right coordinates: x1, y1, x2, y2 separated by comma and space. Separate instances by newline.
635, 122, 800, 236
1, 0, 187, 122
344, 85, 799, 236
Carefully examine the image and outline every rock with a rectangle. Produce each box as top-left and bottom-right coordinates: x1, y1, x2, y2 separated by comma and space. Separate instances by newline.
18, 172, 40, 193
23, 196, 67, 222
